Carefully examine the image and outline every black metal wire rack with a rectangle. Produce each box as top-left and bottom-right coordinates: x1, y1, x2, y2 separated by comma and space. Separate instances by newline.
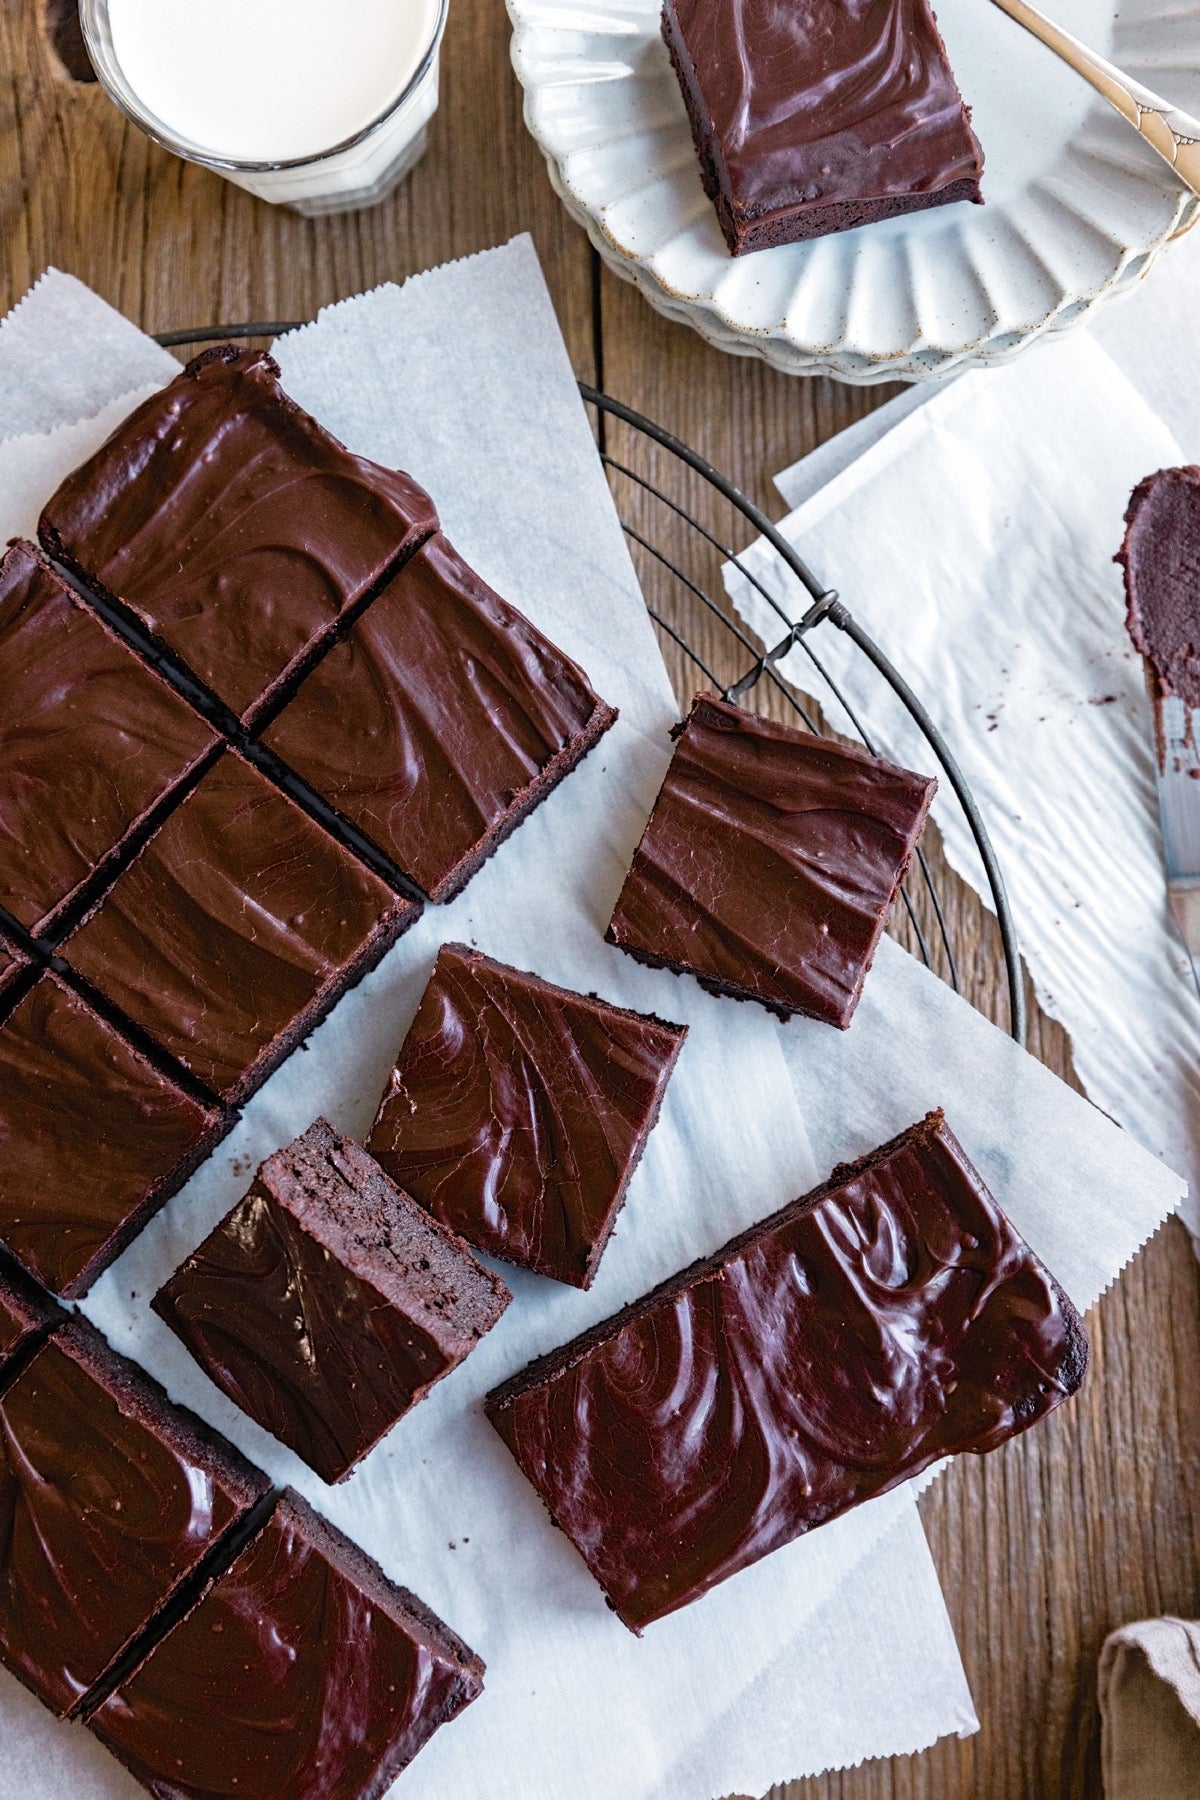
156, 322, 1026, 1045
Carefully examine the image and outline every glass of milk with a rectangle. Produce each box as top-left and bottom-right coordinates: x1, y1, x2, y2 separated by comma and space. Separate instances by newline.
79, 0, 449, 214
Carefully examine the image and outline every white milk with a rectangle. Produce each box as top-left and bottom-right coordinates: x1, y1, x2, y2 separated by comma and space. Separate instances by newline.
88, 0, 446, 212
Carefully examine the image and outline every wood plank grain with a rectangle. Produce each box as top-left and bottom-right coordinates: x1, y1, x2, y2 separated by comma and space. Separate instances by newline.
0, 0, 596, 371
1, 3, 1198, 1796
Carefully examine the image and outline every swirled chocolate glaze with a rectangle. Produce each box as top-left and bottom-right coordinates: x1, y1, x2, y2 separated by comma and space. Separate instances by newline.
0, 540, 215, 934
264, 533, 618, 901
606, 694, 936, 1027
39, 345, 439, 722
368, 943, 687, 1288
0, 1260, 59, 1379
1118, 465, 1200, 712
153, 1119, 510, 1484
90, 1488, 485, 1800
663, 0, 984, 254
0, 974, 225, 1298
67, 754, 417, 1103
0, 1320, 266, 1717
487, 1112, 1088, 1633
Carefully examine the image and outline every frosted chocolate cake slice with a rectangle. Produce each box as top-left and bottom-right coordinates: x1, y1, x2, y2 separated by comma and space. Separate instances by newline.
40, 345, 439, 723
368, 943, 687, 1288
606, 694, 936, 1027
662, 0, 984, 254
0, 973, 228, 1298
153, 1119, 511, 1483
89, 1488, 484, 1799
0, 1318, 267, 1717
0, 541, 216, 935
263, 533, 617, 902
488, 1112, 1088, 1632
66, 754, 418, 1105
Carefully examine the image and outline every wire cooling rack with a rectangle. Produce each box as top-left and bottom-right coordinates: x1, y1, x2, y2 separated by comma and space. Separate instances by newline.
156, 323, 1026, 1046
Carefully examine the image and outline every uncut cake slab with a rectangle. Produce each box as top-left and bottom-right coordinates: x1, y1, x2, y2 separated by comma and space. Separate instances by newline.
0, 246, 1183, 1800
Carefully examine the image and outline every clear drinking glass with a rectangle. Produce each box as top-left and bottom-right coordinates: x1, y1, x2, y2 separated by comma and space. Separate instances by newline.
78, 0, 449, 216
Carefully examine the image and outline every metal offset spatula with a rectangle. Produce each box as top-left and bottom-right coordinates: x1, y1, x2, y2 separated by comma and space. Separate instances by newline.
989, 0, 1200, 200
1151, 691, 1200, 998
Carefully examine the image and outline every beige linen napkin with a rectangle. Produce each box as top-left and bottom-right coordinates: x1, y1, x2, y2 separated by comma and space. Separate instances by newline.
1100, 1618, 1200, 1798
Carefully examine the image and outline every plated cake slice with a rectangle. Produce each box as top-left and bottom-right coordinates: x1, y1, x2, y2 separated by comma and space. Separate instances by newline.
89, 1488, 485, 1800
65, 753, 418, 1104
153, 1119, 511, 1483
487, 1111, 1088, 1632
663, 0, 984, 255
0, 973, 229, 1297
39, 345, 439, 723
368, 943, 687, 1288
263, 533, 618, 901
0, 1318, 268, 1717
606, 694, 936, 1027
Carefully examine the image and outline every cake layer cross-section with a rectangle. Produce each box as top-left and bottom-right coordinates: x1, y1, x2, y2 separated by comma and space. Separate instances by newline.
153, 1119, 511, 1483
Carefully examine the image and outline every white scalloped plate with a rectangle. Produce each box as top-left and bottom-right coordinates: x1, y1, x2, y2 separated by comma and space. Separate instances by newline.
509, 0, 1200, 381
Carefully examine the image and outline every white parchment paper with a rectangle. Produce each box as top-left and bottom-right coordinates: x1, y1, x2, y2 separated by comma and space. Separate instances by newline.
725, 320, 1200, 1264
0, 246, 986, 1798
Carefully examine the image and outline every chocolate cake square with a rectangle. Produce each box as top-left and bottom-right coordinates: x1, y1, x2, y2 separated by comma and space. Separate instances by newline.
0, 973, 228, 1297
0, 1318, 268, 1717
606, 694, 937, 1027
367, 943, 687, 1288
487, 1111, 1089, 1632
0, 540, 216, 935
66, 753, 419, 1104
40, 346, 439, 724
262, 533, 618, 901
0, 1260, 61, 1383
89, 1487, 485, 1799
152, 1118, 511, 1484
662, 0, 984, 255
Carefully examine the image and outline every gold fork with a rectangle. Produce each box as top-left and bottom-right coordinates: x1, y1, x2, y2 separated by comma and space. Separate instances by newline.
989, 0, 1200, 197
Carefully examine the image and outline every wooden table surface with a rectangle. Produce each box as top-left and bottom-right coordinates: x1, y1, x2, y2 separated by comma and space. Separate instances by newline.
3, 2, 1199, 1795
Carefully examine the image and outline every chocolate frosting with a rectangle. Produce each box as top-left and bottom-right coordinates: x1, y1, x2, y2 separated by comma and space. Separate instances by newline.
368, 943, 687, 1288
264, 533, 617, 900
606, 694, 936, 1027
67, 754, 415, 1102
488, 1112, 1088, 1632
1118, 465, 1200, 711
0, 974, 221, 1297
154, 1120, 510, 1484
664, 0, 983, 236
91, 1489, 484, 1800
0, 1261, 57, 1375
0, 540, 215, 933
40, 346, 439, 721
0, 1323, 264, 1717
